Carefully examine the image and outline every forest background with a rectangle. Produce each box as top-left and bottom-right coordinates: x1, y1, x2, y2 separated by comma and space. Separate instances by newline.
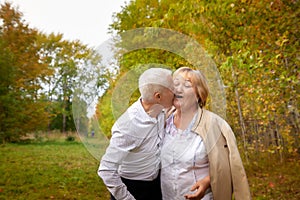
0, 0, 299, 199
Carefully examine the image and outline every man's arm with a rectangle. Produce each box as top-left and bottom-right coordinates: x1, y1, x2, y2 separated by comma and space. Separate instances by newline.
98, 157, 135, 200
98, 125, 140, 200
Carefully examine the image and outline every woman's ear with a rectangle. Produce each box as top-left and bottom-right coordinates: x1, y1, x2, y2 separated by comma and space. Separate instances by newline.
198, 98, 203, 107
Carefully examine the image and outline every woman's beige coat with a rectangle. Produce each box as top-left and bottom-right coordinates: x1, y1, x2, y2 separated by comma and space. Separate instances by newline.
192, 108, 251, 200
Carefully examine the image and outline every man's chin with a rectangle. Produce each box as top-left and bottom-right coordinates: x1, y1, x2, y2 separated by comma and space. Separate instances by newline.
164, 105, 173, 110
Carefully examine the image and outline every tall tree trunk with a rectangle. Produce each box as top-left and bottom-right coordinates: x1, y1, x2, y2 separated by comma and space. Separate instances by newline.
231, 65, 248, 163
273, 112, 284, 162
62, 110, 66, 133
62, 80, 67, 133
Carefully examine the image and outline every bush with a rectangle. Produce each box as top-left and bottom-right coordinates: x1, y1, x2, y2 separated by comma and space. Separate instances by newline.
65, 136, 75, 142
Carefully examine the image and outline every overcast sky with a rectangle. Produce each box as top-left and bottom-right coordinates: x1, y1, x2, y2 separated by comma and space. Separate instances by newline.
6, 0, 128, 47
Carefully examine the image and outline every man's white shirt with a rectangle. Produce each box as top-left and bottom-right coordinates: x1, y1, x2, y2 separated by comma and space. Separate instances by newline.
98, 98, 165, 200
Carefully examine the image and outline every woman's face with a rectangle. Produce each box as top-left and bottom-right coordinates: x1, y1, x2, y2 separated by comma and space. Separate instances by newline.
173, 74, 198, 110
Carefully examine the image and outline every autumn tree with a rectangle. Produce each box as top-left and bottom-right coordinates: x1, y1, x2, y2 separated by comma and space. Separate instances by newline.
0, 2, 105, 142
0, 2, 52, 142
99, 0, 299, 157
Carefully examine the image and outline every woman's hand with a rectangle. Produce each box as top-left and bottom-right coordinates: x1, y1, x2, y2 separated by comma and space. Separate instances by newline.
184, 175, 210, 200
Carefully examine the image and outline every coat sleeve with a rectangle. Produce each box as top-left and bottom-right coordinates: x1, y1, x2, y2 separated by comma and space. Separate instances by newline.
220, 121, 251, 200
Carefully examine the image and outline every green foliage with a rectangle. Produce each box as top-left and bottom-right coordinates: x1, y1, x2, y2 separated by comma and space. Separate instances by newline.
1, 0, 298, 162
65, 135, 75, 142
0, 3, 52, 142
104, 0, 300, 157
0, 2, 106, 141
37, 32, 103, 133
97, 90, 115, 137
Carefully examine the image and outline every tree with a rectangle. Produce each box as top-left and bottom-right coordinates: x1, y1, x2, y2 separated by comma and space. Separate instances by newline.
0, 2, 105, 142
101, 0, 300, 157
0, 2, 52, 142
37, 32, 104, 133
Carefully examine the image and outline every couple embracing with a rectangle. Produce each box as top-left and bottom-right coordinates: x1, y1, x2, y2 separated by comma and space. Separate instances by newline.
98, 67, 251, 200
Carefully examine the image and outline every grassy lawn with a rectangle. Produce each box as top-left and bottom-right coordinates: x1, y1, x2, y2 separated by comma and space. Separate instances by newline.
0, 139, 299, 199
0, 141, 109, 200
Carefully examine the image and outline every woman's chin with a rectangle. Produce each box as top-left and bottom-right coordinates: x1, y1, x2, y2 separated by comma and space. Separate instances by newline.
173, 99, 181, 108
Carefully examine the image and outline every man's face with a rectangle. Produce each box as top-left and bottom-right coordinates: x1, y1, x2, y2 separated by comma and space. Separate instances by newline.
159, 74, 175, 109
160, 87, 175, 109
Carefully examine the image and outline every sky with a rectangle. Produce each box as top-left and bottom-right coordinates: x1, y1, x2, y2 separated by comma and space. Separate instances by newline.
6, 0, 128, 47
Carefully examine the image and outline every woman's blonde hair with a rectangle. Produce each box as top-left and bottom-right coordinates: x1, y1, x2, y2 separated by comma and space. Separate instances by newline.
173, 67, 209, 107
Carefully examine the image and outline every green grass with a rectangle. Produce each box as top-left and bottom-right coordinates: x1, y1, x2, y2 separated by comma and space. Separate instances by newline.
0, 141, 109, 200
0, 139, 299, 200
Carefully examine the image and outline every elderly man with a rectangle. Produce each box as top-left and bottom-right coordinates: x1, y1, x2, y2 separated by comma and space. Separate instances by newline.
98, 68, 174, 200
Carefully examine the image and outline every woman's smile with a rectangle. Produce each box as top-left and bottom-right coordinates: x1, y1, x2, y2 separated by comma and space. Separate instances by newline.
175, 94, 183, 98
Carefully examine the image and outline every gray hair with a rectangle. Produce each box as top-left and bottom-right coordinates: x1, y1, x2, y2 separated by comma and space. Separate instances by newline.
138, 68, 173, 102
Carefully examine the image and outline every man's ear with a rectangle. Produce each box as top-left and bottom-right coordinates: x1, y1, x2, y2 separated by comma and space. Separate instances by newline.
154, 92, 161, 101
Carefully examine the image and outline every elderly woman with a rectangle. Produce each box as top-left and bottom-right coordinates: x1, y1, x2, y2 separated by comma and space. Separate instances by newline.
161, 67, 251, 200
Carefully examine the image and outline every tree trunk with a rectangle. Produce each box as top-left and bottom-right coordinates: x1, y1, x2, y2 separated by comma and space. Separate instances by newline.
62, 80, 67, 133
62, 111, 66, 133
231, 65, 248, 163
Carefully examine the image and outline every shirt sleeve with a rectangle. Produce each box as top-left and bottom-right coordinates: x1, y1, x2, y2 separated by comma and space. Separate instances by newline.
98, 159, 135, 200
98, 121, 142, 200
